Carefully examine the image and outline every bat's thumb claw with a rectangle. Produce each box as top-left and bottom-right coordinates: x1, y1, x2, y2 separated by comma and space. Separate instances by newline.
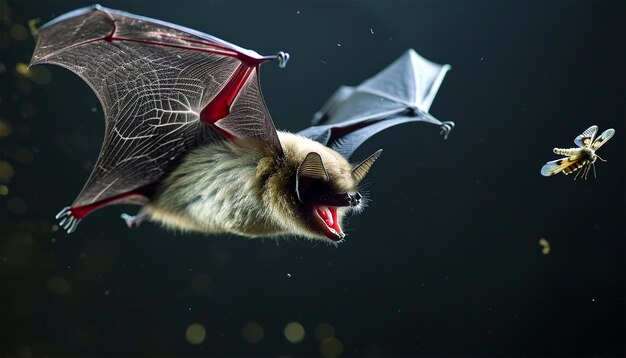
439, 121, 455, 140
276, 51, 290, 68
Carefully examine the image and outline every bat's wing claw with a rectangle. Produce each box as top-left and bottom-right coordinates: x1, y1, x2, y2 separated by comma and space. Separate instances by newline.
439, 121, 455, 140
55, 206, 81, 234
276, 51, 290, 68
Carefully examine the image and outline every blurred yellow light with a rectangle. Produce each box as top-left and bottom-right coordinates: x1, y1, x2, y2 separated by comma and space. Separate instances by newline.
0, 119, 12, 138
185, 323, 206, 345
242, 322, 264, 343
284, 322, 305, 343
46, 276, 70, 294
10, 24, 28, 41
314, 323, 335, 341
0, 161, 14, 182
320, 337, 343, 358
539, 238, 551, 255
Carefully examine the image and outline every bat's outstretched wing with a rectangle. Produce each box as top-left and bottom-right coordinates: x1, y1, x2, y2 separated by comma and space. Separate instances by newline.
299, 49, 453, 158
31, 5, 288, 231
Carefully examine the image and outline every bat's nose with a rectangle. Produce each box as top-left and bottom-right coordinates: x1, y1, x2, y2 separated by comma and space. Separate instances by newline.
348, 192, 362, 206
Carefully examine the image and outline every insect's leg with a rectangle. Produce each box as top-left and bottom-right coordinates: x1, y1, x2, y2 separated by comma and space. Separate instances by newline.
592, 162, 597, 179
121, 209, 148, 229
574, 167, 583, 181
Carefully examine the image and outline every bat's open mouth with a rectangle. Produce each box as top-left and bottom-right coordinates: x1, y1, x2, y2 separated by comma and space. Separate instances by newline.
315, 206, 344, 241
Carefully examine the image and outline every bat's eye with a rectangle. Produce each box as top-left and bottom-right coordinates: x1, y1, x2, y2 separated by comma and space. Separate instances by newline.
296, 152, 329, 203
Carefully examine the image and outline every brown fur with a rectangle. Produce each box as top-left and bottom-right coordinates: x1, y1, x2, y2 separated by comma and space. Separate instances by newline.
146, 132, 359, 241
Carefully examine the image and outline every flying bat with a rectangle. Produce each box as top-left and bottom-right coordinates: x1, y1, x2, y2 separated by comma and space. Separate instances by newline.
541, 125, 615, 180
31, 5, 453, 242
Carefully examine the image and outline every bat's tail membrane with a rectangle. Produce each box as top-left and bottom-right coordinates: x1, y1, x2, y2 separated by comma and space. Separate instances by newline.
439, 121, 455, 140
55, 206, 81, 234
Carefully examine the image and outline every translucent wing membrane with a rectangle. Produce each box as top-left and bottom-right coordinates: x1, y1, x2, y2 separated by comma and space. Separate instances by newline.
591, 128, 615, 151
300, 49, 453, 158
31, 5, 287, 229
541, 156, 585, 176
574, 125, 598, 148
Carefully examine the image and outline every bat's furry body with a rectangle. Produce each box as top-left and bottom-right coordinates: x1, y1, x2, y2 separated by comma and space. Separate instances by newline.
148, 132, 356, 240
33, 6, 452, 242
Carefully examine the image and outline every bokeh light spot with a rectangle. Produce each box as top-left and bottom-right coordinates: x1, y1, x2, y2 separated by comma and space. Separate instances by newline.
315, 323, 335, 341
284, 322, 305, 343
185, 323, 206, 345
0, 119, 12, 138
0, 160, 15, 182
10, 24, 28, 41
189, 273, 210, 293
46, 276, 70, 295
320, 337, 344, 358
7, 197, 26, 214
242, 322, 264, 343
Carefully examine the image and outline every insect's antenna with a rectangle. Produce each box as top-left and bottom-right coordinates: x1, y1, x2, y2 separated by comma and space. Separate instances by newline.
596, 154, 607, 162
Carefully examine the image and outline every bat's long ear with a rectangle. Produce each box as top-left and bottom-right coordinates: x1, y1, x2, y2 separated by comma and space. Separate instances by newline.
296, 152, 329, 202
352, 149, 383, 184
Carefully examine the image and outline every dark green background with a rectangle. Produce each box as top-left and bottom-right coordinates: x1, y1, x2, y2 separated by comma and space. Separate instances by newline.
2, 1, 624, 356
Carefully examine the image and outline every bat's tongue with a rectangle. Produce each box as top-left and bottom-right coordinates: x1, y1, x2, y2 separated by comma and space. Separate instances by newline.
316, 206, 343, 241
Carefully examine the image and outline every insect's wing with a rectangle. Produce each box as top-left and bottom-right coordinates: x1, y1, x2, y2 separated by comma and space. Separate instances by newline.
541, 155, 585, 176
591, 128, 615, 151
574, 125, 598, 148
299, 49, 452, 158
31, 6, 284, 215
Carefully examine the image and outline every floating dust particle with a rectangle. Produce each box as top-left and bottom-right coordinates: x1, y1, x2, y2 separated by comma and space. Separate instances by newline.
0, 185, 8, 195
296, 10, 300, 15
539, 238, 550, 255
7, 197, 27, 214
0, 119, 12, 138
10, 23, 28, 41
320, 337, 343, 358
91, 107, 97, 112
241, 322, 264, 343
189, 273, 210, 292
52, 224, 59, 232
314, 323, 335, 341
370, 28, 374, 34
0, 160, 15, 182
337, 43, 341, 47
284, 322, 305, 343
185, 323, 206, 345
28, 18, 40, 38
46, 276, 70, 294
0, 62, 5, 74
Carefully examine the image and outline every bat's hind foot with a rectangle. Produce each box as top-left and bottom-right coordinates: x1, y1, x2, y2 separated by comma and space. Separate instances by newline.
55, 206, 81, 233
439, 121, 455, 140
121, 212, 146, 229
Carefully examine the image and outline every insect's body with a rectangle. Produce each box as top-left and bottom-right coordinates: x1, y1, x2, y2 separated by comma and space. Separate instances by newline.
148, 132, 357, 241
541, 125, 614, 180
